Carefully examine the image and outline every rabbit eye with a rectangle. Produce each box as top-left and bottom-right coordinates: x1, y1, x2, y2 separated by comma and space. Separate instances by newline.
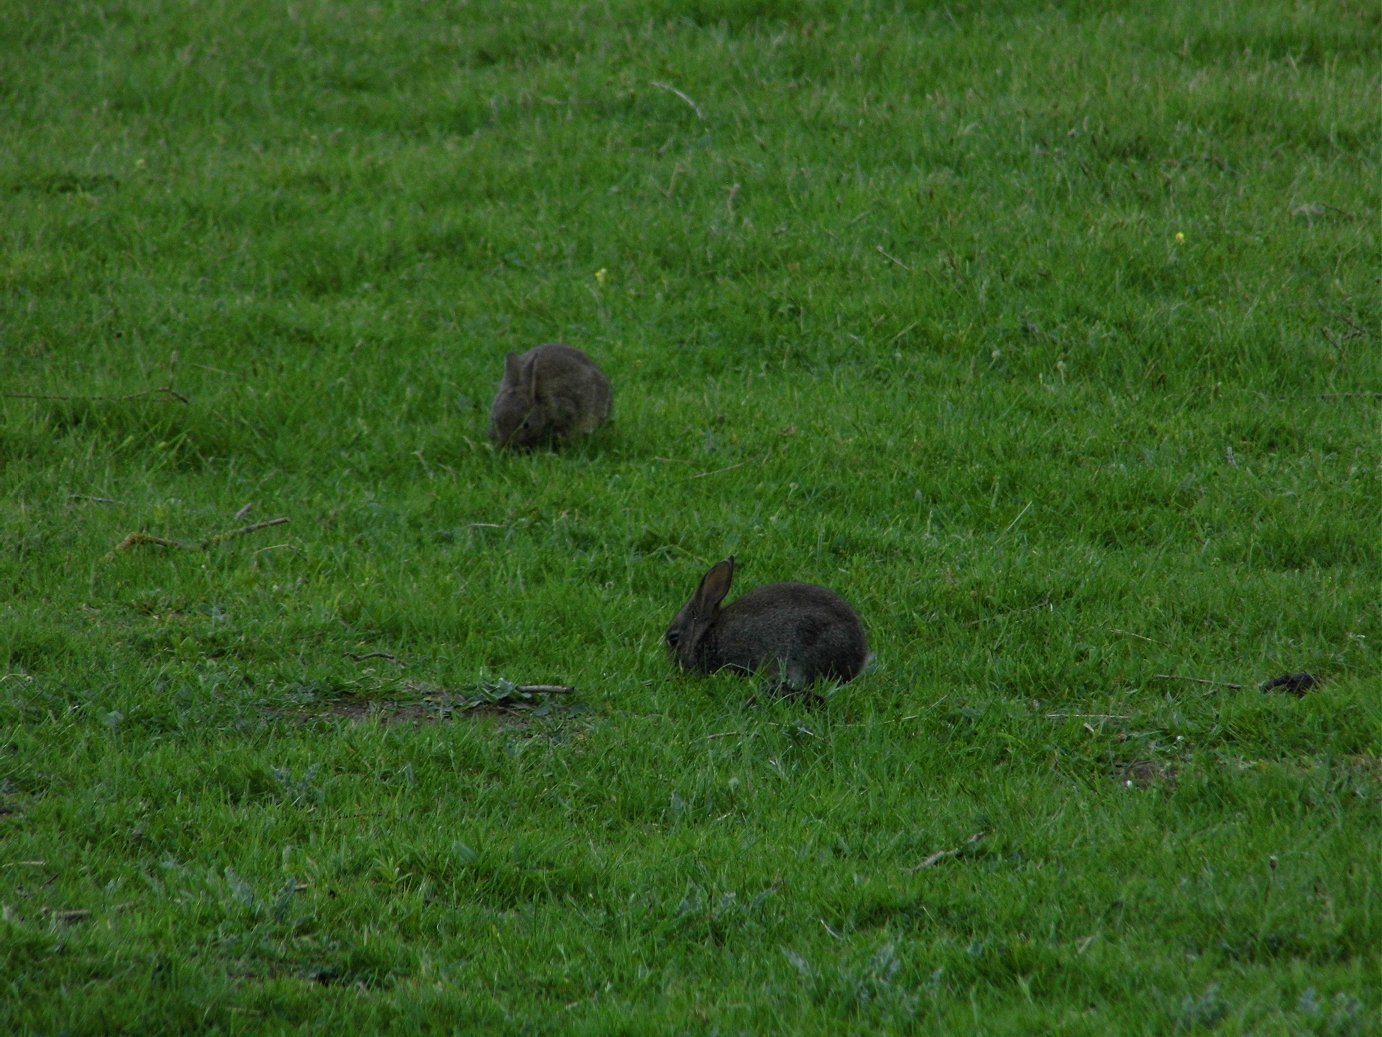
665, 630, 680, 648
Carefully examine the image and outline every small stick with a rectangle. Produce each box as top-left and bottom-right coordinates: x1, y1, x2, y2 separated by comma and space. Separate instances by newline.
1338, 313, 1370, 335
110, 517, 289, 555
345, 652, 405, 667
692, 459, 752, 479
252, 543, 298, 558
69, 495, 120, 505
199, 517, 289, 549
692, 454, 768, 480
515, 684, 576, 695
1000, 500, 1033, 537
112, 532, 182, 552
963, 601, 1051, 627
649, 80, 704, 120
4, 386, 188, 405
908, 831, 987, 872
1153, 673, 1244, 690
1110, 627, 1168, 646
1050, 713, 1127, 722
661, 162, 685, 198
876, 245, 911, 270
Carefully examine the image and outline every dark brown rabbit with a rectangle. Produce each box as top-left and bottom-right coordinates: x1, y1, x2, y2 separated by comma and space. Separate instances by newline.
489, 344, 612, 450
666, 556, 870, 691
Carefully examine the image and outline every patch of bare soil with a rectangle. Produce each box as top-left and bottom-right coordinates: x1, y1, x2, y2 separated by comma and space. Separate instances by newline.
276, 679, 581, 727
1114, 759, 1179, 789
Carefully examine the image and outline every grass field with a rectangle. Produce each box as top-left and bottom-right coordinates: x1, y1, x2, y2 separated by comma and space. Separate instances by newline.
2, 1, 1379, 1033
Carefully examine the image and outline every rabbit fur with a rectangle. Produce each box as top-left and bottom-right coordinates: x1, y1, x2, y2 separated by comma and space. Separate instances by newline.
490, 344, 612, 450
666, 556, 869, 691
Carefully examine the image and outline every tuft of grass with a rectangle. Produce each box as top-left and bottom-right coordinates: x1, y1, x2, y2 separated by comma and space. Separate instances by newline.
2, 1, 1378, 1033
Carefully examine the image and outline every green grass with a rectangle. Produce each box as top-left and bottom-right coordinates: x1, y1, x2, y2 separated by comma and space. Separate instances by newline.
2, 0, 1379, 1033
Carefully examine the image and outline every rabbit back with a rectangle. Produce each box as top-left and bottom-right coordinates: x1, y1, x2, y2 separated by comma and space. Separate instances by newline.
688, 580, 869, 689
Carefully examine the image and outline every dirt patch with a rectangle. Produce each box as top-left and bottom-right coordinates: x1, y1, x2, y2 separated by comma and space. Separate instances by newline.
310, 695, 525, 725
276, 680, 583, 727
1114, 759, 1179, 789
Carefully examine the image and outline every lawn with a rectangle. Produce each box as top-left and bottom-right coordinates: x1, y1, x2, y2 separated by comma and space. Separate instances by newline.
2, 1, 1379, 1033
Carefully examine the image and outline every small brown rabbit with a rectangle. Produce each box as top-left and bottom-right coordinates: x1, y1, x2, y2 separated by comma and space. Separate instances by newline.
666, 556, 870, 691
490, 344, 612, 450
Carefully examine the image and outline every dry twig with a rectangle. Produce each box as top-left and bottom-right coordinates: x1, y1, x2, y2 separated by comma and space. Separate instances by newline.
1152, 673, 1244, 690
876, 244, 911, 270
5, 385, 188, 405
345, 652, 406, 667
649, 80, 705, 119
1109, 627, 1168, 646
109, 517, 289, 556
1046, 712, 1131, 721
908, 831, 988, 872
199, 517, 290, 549
7, 351, 187, 405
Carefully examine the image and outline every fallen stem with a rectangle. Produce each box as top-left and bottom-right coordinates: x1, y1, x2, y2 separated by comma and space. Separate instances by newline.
963, 601, 1051, 627
693, 459, 752, 479
649, 79, 705, 119
1152, 673, 1244, 690
110, 517, 289, 556
5, 386, 189, 405
1110, 627, 1169, 646
1045, 712, 1132, 720
515, 684, 576, 695
999, 500, 1034, 537
199, 517, 289, 549
908, 831, 988, 872
346, 652, 406, 667
111, 532, 181, 552
875, 244, 911, 270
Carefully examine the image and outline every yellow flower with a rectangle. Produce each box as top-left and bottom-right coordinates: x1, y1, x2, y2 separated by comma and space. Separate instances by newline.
1174, 232, 1185, 243
594, 268, 608, 287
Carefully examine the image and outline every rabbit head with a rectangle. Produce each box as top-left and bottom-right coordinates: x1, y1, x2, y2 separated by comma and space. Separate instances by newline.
490, 351, 547, 449
665, 556, 737, 673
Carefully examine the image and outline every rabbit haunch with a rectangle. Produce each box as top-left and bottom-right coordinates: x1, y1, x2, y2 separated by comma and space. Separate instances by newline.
490, 344, 612, 450
666, 557, 870, 690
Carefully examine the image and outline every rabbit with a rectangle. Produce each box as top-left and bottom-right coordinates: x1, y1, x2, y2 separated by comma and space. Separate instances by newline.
490, 344, 612, 451
665, 556, 870, 692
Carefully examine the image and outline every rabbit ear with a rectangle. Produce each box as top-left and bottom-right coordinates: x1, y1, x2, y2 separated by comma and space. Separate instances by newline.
693, 557, 735, 614
504, 352, 537, 397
